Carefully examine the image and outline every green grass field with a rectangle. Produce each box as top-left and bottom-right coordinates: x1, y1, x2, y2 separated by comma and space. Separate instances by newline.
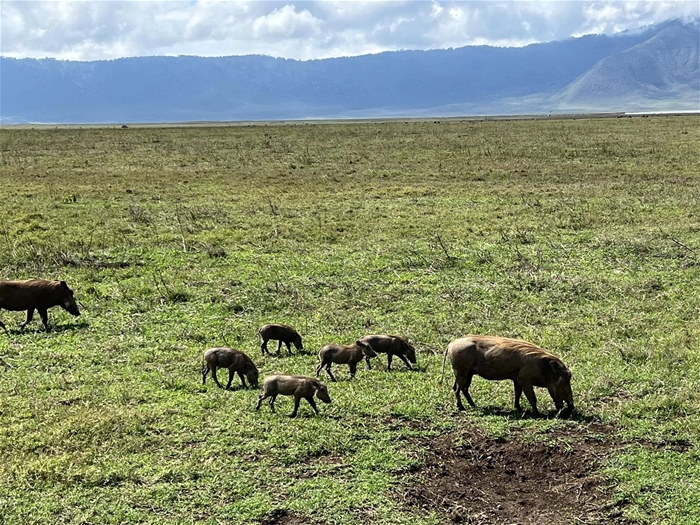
1, 116, 699, 524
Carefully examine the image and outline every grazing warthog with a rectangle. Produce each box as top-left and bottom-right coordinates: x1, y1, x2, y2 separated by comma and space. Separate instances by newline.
258, 324, 303, 356
360, 334, 416, 370
441, 335, 574, 417
256, 375, 331, 417
202, 347, 259, 390
0, 279, 80, 332
316, 340, 377, 381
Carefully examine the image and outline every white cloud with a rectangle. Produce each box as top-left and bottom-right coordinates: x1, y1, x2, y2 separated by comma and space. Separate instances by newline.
252, 5, 322, 38
0, 1, 697, 61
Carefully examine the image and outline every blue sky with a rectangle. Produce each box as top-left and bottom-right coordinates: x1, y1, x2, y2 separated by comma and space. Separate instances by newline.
1, 1, 698, 61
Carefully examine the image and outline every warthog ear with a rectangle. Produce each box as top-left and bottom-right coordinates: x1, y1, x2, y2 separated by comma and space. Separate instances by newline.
550, 360, 568, 376
60, 281, 68, 288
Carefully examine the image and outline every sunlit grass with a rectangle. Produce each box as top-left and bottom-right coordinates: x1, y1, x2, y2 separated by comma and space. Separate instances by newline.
0, 116, 699, 524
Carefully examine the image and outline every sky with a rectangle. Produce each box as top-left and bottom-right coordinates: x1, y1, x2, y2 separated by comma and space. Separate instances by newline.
1, 1, 698, 61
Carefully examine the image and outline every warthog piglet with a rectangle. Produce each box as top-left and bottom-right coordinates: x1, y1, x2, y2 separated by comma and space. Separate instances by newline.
258, 323, 303, 356
316, 340, 376, 381
256, 374, 331, 417
360, 334, 416, 370
202, 347, 259, 389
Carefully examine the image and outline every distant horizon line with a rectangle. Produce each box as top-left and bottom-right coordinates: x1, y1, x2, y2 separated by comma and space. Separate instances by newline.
4, 110, 700, 129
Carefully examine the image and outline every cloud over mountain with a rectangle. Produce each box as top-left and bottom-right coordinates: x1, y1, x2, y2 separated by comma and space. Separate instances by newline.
1, 1, 698, 61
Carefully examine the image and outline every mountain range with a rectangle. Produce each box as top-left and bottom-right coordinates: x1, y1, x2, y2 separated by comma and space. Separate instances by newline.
1, 18, 698, 123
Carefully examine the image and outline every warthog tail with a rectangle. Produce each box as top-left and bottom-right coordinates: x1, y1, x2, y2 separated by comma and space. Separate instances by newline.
440, 345, 450, 384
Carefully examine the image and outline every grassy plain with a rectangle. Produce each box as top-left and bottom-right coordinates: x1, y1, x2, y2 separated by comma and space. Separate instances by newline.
0, 116, 699, 524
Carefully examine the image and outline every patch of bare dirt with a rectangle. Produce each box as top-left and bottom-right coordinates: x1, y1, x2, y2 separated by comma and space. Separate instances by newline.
637, 438, 692, 453
258, 508, 308, 525
403, 422, 629, 525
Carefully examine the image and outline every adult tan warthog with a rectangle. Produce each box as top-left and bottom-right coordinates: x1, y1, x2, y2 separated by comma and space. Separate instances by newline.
0, 279, 80, 332
442, 335, 575, 417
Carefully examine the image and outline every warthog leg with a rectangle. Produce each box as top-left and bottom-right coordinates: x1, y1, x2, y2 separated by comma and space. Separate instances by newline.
397, 354, 413, 370
454, 380, 465, 410
38, 309, 49, 330
290, 395, 302, 417
462, 372, 476, 408
514, 381, 523, 410
20, 309, 34, 329
210, 367, 224, 389
226, 369, 236, 390
521, 383, 540, 415
255, 392, 277, 412
306, 396, 319, 415
454, 372, 476, 410
255, 394, 265, 410
316, 361, 337, 382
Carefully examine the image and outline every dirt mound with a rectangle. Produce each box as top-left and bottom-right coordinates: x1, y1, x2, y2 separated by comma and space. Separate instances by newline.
403, 422, 627, 524
259, 509, 308, 525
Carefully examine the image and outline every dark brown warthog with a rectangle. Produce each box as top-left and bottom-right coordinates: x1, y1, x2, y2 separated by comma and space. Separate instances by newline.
257, 324, 303, 356
316, 340, 377, 381
360, 334, 416, 370
255, 375, 331, 417
441, 335, 575, 417
202, 347, 259, 390
0, 279, 80, 332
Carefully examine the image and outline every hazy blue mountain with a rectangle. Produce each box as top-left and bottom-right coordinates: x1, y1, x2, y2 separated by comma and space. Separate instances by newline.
1, 18, 697, 123
553, 21, 699, 110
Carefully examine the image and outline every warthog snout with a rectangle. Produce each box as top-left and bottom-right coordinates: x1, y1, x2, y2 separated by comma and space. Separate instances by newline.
316, 384, 331, 404
559, 403, 575, 418
64, 299, 81, 316
358, 341, 377, 358
59, 281, 80, 316
247, 369, 260, 389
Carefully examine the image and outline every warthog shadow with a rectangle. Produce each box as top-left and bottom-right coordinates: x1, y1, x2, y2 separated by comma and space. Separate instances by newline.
225, 383, 255, 392
3, 320, 87, 335
49, 321, 89, 333
401, 364, 426, 373
473, 405, 588, 421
